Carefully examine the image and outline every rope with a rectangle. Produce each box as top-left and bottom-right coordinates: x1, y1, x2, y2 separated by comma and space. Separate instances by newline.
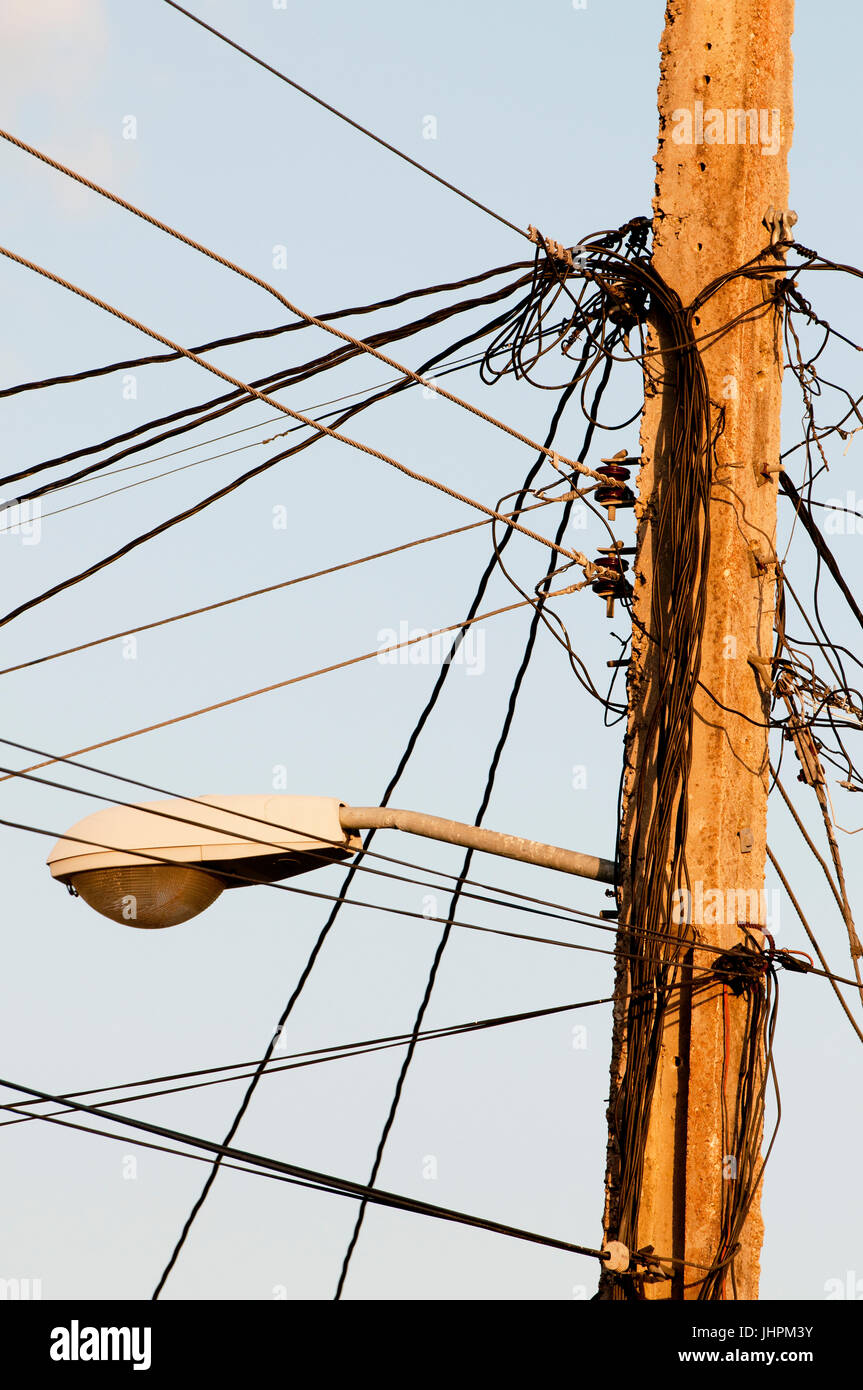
0, 242, 597, 574
0, 497, 562, 678
0, 588, 587, 783
0, 129, 602, 485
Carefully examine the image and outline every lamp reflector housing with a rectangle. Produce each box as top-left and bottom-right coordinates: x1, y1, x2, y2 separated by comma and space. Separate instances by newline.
47, 794, 360, 929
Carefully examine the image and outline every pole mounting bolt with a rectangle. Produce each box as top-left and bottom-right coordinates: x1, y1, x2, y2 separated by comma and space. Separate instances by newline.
753, 459, 785, 487
747, 541, 777, 577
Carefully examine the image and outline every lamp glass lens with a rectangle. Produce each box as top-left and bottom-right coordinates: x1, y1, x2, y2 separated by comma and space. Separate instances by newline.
69, 865, 224, 928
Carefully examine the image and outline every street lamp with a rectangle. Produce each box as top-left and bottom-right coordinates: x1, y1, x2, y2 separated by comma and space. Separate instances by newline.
47, 794, 615, 929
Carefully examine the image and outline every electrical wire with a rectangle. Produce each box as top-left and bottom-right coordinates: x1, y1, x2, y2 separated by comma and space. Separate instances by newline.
2, 735, 846, 984
0, 997, 615, 1130
0, 259, 532, 402
0, 243, 594, 594
0, 492, 568, 679
1, 329, 567, 527
0, 131, 601, 487
157, 1, 530, 241
0, 591, 596, 779
4, 264, 536, 497
0, 1074, 613, 1264
335, 316, 627, 1293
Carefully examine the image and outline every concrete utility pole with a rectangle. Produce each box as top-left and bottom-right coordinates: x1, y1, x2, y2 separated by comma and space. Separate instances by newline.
601, 0, 794, 1298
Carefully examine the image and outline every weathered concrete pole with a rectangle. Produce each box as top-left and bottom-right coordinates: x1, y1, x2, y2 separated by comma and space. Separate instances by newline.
601, 0, 794, 1299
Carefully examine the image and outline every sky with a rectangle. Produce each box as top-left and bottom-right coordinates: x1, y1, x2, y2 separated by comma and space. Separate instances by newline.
0, 0, 861, 1303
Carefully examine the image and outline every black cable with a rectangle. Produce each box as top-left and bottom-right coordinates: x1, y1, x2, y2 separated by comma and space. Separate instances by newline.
334, 364, 615, 1296
0, 807, 627, 966
150, 365, 587, 1299
0, 732, 620, 933
5, 268, 533, 499
0, 280, 539, 636
0, 997, 615, 1129
0, 1074, 610, 1265
0, 260, 531, 403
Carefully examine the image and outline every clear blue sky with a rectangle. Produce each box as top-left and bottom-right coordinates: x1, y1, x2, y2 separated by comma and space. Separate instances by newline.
0, 0, 860, 1301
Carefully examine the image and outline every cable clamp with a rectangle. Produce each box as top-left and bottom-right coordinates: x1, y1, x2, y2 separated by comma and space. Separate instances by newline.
527, 225, 573, 269
710, 942, 768, 994
631, 1246, 672, 1282
762, 206, 798, 253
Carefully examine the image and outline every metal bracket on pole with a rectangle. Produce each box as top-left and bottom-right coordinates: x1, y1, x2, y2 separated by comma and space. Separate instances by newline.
748, 652, 776, 690
747, 541, 777, 578
753, 459, 785, 487
339, 806, 616, 883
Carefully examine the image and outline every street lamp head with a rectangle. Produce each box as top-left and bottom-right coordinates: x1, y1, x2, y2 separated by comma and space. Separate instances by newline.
47, 795, 361, 929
